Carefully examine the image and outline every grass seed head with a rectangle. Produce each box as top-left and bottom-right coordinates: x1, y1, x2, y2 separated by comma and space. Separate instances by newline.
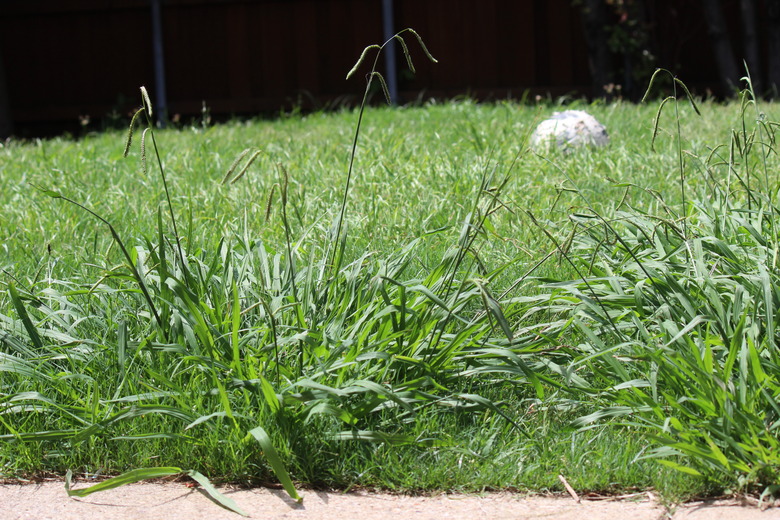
140, 86, 153, 117
123, 107, 144, 157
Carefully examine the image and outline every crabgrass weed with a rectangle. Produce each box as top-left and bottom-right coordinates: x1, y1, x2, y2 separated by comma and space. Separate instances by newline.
2, 49, 780, 514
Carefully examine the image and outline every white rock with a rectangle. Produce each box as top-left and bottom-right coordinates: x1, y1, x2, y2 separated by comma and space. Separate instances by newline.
530, 110, 609, 152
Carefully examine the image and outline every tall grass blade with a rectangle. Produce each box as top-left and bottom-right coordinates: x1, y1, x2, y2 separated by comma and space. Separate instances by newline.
247, 425, 302, 502
186, 470, 250, 517
7, 284, 43, 351
64, 467, 182, 497
474, 279, 513, 342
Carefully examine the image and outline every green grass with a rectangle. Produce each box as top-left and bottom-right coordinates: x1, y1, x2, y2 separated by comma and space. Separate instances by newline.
2, 73, 780, 511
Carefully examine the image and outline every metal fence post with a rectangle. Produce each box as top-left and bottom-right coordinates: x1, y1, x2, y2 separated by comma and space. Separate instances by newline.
381, 0, 398, 105
151, 0, 169, 126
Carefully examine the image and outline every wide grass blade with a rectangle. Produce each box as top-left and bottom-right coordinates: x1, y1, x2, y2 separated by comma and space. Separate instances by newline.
474, 279, 513, 342
7, 284, 43, 350
64, 467, 182, 497
186, 470, 250, 517
247, 425, 302, 502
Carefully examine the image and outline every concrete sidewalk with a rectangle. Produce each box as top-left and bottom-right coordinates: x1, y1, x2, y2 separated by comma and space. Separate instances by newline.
1, 481, 778, 520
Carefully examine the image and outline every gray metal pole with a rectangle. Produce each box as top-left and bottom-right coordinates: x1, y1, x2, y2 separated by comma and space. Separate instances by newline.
150, 0, 168, 126
381, 0, 398, 105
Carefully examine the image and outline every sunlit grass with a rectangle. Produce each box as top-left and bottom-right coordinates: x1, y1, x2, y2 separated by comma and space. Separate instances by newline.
2, 73, 779, 510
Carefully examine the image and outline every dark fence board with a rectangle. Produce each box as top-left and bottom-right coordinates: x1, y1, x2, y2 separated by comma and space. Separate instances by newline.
0, 0, 767, 136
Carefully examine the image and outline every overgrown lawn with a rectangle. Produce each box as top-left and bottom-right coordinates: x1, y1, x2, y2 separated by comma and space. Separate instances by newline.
2, 90, 778, 506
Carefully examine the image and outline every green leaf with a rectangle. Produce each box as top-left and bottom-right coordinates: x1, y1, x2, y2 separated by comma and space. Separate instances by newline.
41, 188, 63, 199
110, 433, 186, 441
0, 429, 77, 441
655, 458, 703, 476
186, 470, 249, 517
247, 425, 302, 502
65, 467, 182, 497
573, 406, 635, 427
474, 280, 513, 342
184, 411, 242, 430
259, 376, 282, 414
8, 284, 43, 351
330, 429, 417, 445
408, 284, 450, 312
117, 320, 127, 374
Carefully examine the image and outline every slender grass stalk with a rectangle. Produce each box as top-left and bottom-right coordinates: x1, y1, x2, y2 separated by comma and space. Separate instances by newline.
133, 87, 188, 281
331, 29, 437, 275
642, 69, 701, 243
29, 185, 164, 333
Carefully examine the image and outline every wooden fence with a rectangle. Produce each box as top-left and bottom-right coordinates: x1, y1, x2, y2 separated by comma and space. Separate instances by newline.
0, 0, 751, 136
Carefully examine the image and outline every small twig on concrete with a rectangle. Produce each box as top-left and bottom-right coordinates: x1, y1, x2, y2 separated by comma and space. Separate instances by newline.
558, 474, 581, 504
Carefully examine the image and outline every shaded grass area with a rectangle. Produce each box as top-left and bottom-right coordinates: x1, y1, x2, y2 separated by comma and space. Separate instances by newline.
1, 91, 779, 505
4, 403, 700, 499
